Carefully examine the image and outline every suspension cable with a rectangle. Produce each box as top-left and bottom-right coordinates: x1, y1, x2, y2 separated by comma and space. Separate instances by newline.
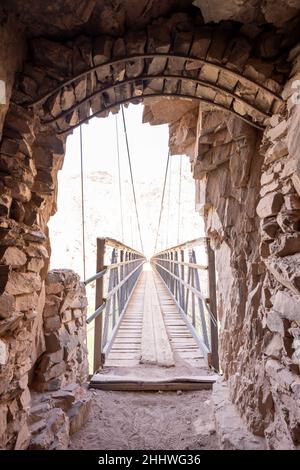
166, 155, 172, 248
177, 155, 182, 245
79, 125, 86, 280
130, 215, 134, 248
154, 150, 170, 254
121, 106, 144, 253
115, 114, 124, 242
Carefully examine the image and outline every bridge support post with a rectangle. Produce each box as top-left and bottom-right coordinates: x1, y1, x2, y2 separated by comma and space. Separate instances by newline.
93, 238, 105, 372
207, 239, 219, 371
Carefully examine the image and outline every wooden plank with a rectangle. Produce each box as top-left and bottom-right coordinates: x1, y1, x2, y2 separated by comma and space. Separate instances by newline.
90, 382, 214, 391
140, 272, 159, 365
152, 274, 175, 367
170, 337, 196, 341
169, 332, 193, 335
101, 265, 212, 375
104, 360, 140, 367
104, 272, 145, 366
155, 272, 205, 365
114, 336, 141, 340
108, 353, 140, 359
91, 374, 218, 383
113, 340, 141, 344
140, 272, 174, 367
90, 374, 217, 391
168, 330, 189, 333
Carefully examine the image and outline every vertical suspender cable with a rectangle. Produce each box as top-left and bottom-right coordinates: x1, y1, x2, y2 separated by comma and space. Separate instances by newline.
166, 156, 172, 248
121, 106, 144, 253
130, 215, 134, 248
177, 155, 182, 245
79, 125, 86, 280
154, 150, 170, 254
115, 115, 124, 242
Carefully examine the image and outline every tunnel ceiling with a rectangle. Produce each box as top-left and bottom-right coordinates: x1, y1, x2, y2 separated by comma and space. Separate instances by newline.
2, 0, 300, 452
3, 0, 300, 37
3, 0, 195, 38
3, 0, 300, 138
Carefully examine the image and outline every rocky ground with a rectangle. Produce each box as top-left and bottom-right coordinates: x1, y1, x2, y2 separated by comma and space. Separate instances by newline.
70, 389, 218, 450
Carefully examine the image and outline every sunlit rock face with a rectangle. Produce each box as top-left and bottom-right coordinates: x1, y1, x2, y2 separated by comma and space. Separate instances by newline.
0, 0, 300, 450
4, 0, 195, 37
192, 41, 300, 447
193, 0, 300, 27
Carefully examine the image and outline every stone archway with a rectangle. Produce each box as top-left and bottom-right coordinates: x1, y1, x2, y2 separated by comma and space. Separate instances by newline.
17, 16, 284, 136
1, 13, 286, 256
0, 12, 286, 288
1, 4, 300, 451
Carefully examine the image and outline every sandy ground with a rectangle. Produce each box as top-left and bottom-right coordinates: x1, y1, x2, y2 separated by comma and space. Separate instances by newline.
70, 389, 219, 450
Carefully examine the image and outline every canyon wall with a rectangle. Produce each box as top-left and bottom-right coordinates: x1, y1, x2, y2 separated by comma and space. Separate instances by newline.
193, 48, 300, 449
0, 3, 300, 450
0, 9, 24, 140
0, 24, 89, 446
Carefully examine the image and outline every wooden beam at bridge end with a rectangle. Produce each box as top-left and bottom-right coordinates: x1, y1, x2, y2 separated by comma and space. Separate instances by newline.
207, 239, 219, 372
89, 374, 218, 391
93, 238, 105, 373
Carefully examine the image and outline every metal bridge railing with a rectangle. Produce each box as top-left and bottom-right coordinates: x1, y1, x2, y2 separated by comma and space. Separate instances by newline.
85, 237, 146, 372
151, 238, 219, 371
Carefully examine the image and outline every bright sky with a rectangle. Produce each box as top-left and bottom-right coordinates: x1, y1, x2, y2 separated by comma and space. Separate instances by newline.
63, 104, 169, 178
49, 104, 203, 279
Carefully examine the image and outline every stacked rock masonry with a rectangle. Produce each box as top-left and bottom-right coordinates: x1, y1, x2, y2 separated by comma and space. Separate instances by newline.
29, 269, 91, 450
1, 0, 300, 451
192, 45, 300, 449
33, 269, 89, 393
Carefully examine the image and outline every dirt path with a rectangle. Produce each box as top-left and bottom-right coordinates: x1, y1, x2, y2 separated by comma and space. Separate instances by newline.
70, 389, 219, 450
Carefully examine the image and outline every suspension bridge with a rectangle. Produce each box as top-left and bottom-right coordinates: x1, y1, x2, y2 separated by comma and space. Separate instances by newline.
79, 106, 219, 391
84, 237, 218, 390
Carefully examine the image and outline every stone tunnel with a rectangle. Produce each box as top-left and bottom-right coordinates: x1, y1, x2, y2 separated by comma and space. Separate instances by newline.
1, 0, 300, 451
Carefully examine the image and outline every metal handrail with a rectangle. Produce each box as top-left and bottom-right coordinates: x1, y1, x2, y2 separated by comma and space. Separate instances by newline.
103, 237, 144, 257
107, 258, 143, 269
87, 237, 146, 372
151, 237, 219, 370
86, 260, 144, 323
84, 268, 108, 286
84, 258, 142, 285
104, 260, 144, 302
153, 257, 208, 270
102, 266, 141, 357
151, 259, 217, 327
86, 299, 107, 324
153, 237, 208, 256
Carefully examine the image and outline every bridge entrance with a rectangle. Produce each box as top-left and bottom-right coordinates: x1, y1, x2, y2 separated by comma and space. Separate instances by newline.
86, 237, 218, 391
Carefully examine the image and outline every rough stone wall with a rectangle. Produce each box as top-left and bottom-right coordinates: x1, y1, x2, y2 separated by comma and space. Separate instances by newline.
253, 46, 300, 449
0, 54, 85, 448
193, 43, 300, 449
0, 8, 25, 141
6, 0, 300, 38
32, 269, 89, 393
193, 0, 300, 27
193, 105, 265, 429
0, 240, 89, 449
28, 268, 90, 450
0, 219, 48, 449
0, 3, 300, 450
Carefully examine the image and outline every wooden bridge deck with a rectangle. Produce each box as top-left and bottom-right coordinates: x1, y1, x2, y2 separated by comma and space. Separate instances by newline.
90, 265, 217, 390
